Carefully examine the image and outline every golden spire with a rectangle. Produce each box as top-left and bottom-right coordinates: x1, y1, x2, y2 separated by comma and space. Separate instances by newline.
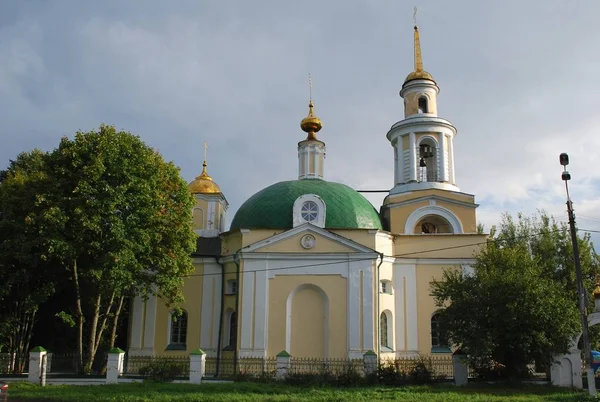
404, 7, 435, 84
188, 141, 222, 194
300, 74, 323, 140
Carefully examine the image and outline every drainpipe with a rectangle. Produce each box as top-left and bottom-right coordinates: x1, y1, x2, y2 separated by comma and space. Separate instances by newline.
215, 256, 225, 377
376, 252, 384, 366
233, 250, 242, 374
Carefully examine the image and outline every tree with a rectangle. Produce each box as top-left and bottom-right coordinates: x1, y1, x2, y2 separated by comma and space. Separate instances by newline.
39, 125, 197, 372
431, 212, 596, 379
0, 150, 60, 373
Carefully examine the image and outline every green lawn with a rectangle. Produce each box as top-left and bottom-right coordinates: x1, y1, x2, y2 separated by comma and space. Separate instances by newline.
5, 381, 593, 402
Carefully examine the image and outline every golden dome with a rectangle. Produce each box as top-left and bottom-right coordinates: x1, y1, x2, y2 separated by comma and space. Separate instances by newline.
300, 100, 322, 141
188, 162, 222, 194
404, 70, 435, 84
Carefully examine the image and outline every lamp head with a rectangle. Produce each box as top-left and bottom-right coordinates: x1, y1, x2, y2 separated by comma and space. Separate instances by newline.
560, 153, 569, 167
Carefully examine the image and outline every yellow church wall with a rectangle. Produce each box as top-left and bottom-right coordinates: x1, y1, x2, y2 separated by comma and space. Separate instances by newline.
415, 263, 459, 354
385, 189, 475, 205
266, 275, 347, 358
329, 230, 377, 250
394, 234, 486, 259
154, 262, 205, 354
403, 91, 438, 116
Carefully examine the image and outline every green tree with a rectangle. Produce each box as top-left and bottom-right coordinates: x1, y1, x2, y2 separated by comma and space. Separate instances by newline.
40, 125, 196, 372
0, 150, 59, 373
431, 212, 596, 379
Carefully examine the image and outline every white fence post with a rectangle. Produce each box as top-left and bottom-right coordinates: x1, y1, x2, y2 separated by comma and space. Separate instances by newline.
452, 349, 469, 386
28, 346, 47, 385
189, 349, 206, 384
276, 351, 291, 380
363, 350, 377, 376
106, 347, 126, 384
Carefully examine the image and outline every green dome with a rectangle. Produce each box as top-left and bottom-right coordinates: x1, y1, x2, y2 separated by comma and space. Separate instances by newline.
231, 180, 382, 230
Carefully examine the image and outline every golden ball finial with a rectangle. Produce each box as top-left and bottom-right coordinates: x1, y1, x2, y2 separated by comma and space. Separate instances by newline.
300, 100, 322, 140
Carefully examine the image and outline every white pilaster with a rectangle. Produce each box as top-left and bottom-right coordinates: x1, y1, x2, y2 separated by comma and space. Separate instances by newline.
142, 295, 157, 353
129, 296, 144, 352
240, 267, 255, 354
253, 269, 269, 356
449, 135, 456, 184
394, 142, 404, 185
409, 132, 416, 182
394, 263, 418, 353
438, 132, 446, 182
361, 262, 375, 352
347, 260, 362, 357
200, 262, 221, 353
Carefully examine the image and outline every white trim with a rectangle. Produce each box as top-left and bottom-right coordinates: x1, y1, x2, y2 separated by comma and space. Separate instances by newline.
403, 205, 464, 234
384, 193, 478, 210
390, 181, 460, 194
293, 194, 326, 228
286, 284, 329, 357
240, 269, 254, 351
194, 193, 229, 209
438, 132, 447, 182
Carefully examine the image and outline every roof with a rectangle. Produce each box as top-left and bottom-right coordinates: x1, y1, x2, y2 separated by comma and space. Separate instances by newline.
230, 180, 382, 230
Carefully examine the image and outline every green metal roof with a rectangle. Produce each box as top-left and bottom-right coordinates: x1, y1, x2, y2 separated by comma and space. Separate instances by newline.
231, 180, 382, 230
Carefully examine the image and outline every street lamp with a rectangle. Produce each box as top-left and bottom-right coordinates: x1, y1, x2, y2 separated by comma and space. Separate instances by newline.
560, 152, 596, 396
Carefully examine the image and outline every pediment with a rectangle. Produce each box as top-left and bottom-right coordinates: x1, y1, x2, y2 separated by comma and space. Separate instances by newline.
241, 224, 376, 254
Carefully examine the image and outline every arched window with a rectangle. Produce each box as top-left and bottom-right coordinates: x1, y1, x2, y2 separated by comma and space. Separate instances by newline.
380, 280, 393, 294
415, 215, 454, 234
418, 97, 428, 114
418, 139, 438, 182
228, 311, 238, 348
431, 312, 449, 350
380, 312, 388, 348
169, 310, 188, 349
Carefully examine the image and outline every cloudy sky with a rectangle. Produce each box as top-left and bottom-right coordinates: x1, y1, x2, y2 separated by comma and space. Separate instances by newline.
2, 0, 600, 236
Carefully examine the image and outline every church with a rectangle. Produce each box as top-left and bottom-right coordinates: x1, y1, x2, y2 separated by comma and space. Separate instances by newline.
127, 23, 486, 361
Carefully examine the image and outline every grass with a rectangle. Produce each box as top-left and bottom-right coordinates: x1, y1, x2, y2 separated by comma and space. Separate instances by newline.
5, 381, 594, 402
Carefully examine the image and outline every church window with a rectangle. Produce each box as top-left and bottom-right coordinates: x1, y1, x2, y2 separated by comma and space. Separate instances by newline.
380, 280, 393, 294
168, 310, 188, 349
418, 139, 438, 182
418, 96, 428, 114
219, 213, 224, 232
301, 201, 319, 223
415, 215, 453, 234
431, 313, 449, 350
226, 279, 237, 295
293, 194, 326, 228
380, 312, 388, 348
228, 311, 237, 348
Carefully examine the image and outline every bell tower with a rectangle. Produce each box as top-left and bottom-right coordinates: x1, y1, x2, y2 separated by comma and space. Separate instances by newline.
381, 20, 478, 235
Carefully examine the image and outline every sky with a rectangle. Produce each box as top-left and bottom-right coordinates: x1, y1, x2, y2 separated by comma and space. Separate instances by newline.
2, 0, 600, 238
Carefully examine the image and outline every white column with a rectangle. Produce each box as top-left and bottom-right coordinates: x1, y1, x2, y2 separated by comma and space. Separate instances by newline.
106, 349, 125, 384
28, 347, 47, 384
142, 295, 157, 353
189, 350, 206, 384
129, 296, 144, 352
409, 132, 417, 182
438, 132, 447, 182
449, 135, 456, 184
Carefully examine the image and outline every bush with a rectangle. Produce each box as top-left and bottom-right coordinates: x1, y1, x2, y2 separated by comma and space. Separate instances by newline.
138, 358, 189, 382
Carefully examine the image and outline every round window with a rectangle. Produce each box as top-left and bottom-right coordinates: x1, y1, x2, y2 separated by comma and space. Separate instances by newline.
301, 201, 319, 222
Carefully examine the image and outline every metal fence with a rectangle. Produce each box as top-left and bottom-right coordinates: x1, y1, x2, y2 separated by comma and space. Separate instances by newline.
204, 356, 277, 378
289, 357, 364, 376
387, 355, 454, 379
0, 352, 29, 374
122, 354, 190, 377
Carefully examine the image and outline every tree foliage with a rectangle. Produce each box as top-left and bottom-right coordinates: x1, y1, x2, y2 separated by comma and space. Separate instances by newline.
0, 150, 59, 372
431, 212, 598, 379
0, 125, 197, 372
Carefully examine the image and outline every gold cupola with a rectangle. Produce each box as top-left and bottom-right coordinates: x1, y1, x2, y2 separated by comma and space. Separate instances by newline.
403, 24, 435, 85
300, 100, 323, 141
189, 144, 222, 194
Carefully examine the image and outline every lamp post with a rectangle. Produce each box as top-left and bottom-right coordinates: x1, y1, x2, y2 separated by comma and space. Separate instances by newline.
560, 152, 596, 396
